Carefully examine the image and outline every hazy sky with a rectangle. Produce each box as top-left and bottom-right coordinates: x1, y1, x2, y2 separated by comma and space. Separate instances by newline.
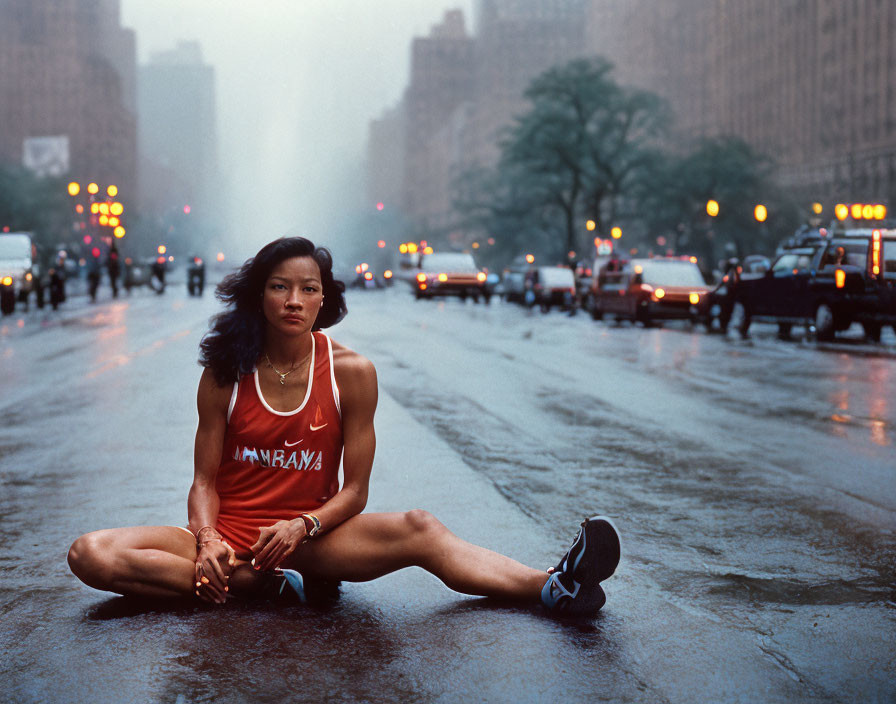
121, 0, 474, 259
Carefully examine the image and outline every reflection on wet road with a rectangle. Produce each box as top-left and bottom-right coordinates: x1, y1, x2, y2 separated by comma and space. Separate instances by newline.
338, 290, 896, 700
1, 287, 893, 702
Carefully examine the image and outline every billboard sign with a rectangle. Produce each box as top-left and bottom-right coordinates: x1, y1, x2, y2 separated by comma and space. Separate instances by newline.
23, 135, 70, 177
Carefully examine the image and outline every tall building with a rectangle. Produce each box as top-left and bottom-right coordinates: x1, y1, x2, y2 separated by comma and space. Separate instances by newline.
587, 0, 896, 206
467, 0, 591, 166
137, 41, 218, 221
366, 1, 593, 237
401, 10, 474, 224
0, 0, 137, 198
366, 104, 406, 214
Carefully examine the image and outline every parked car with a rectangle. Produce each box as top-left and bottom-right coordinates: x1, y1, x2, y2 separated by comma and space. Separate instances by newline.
413, 252, 489, 301
589, 257, 712, 326
730, 227, 896, 341
123, 258, 154, 292
0, 232, 34, 315
529, 266, 576, 312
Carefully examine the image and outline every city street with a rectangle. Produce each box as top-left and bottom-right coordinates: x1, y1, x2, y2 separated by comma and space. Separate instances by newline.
1, 284, 894, 703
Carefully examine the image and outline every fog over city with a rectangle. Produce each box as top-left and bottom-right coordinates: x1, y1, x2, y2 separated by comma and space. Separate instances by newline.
121, 0, 473, 259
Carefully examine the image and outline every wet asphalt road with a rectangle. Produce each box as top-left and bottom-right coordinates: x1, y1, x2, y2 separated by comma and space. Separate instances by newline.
0, 282, 894, 703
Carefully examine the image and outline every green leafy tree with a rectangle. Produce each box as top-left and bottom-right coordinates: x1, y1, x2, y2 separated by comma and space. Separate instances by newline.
638, 137, 800, 264
0, 164, 72, 262
495, 58, 669, 259
451, 165, 558, 266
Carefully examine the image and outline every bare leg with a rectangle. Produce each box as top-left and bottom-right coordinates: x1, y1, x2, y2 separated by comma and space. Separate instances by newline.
68, 526, 201, 598
285, 510, 549, 601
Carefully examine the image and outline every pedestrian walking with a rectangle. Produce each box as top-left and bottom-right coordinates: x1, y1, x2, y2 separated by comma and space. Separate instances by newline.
68, 237, 620, 616
87, 257, 101, 303
107, 243, 121, 298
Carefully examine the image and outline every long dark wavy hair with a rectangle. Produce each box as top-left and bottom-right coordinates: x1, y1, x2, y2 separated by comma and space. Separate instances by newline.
199, 237, 347, 386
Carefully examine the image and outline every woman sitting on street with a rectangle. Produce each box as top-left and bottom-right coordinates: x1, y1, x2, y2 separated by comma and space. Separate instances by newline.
68, 236, 620, 616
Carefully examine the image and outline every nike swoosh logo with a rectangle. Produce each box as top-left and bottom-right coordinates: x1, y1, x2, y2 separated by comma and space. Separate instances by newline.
310, 423, 328, 431
284, 439, 303, 447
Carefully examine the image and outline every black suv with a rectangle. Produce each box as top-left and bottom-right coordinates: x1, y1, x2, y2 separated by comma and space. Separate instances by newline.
730, 227, 896, 341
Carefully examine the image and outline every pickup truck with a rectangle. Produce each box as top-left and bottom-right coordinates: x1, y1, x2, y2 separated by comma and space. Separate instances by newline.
730, 228, 896, 341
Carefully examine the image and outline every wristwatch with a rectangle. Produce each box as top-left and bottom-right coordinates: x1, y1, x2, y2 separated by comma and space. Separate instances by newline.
300, 513, 322, 539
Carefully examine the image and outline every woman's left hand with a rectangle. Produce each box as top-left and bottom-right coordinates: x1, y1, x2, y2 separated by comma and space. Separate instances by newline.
250, 519, 307, 571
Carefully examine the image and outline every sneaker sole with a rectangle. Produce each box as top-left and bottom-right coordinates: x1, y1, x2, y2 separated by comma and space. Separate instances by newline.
577, 515, 621, 585
557, 583, 606, 616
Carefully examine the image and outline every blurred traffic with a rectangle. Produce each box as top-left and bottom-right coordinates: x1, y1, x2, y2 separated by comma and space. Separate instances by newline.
338, 202, 896, 353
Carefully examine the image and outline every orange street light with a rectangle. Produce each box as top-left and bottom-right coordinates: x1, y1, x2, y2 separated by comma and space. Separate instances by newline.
67, 182, 80, 196
110, 202, 124, 216
586, 220, 596, 232
525, 254, 535, 264
754, 204, 768, 222
87, 182, 99, 195
611, 226, 622, 239
873, 204, 887, 219
835, 204, 849, 221
706, 199, 720, 217
158, 245, 166, 254
107, 185, 118, 197
811, 202, 823, 215
113, 226, 125, 238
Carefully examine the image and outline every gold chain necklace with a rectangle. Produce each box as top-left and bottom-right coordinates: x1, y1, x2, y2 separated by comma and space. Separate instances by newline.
264, 349, 310, 385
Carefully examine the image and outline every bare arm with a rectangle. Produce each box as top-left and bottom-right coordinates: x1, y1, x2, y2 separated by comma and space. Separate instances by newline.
187, 368, 234, 602
252, 349, 378, 570
315, 350, 378, 526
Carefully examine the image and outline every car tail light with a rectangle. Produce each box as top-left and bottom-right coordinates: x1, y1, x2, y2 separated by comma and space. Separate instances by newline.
477, 272, 487, 282
654, 288, 666, 300
438, 273, 448, 282
871, 230, 881, 276
416, 273, 426, 283
419, 283, 427, 291
835, 268, 846, 288
689, 292, 700, 304
2, 276, 12, 286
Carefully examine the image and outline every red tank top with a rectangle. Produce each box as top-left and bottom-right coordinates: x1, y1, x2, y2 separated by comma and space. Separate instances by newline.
214, 331, 343, 555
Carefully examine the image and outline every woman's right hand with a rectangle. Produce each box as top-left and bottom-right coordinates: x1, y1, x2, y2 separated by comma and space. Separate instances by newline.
194, 539, 236, 604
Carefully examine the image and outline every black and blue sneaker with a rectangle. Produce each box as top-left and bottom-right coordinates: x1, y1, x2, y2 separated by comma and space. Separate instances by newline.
259, 568, 341, 605
261, 568, 308, 603
541, 515, 620, 616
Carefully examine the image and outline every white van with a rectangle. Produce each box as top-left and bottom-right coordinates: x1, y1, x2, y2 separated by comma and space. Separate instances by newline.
0, 232, 34, 315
